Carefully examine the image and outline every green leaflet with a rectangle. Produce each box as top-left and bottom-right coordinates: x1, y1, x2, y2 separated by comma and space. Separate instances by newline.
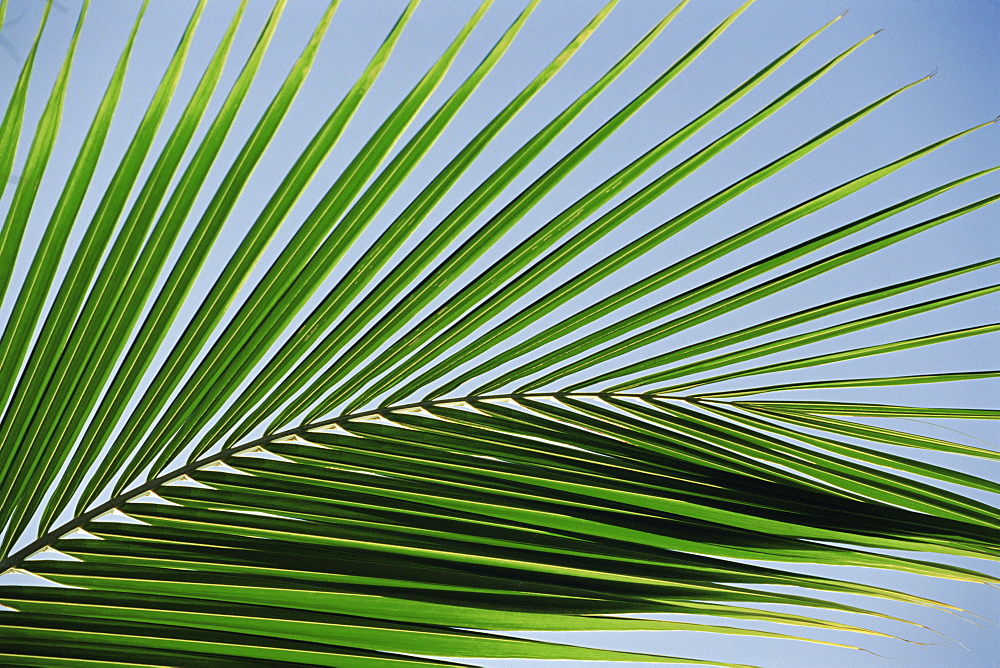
352, 10, 857, 409
433, 169, 999, 398
599, 266, 1000, 392
654, 323, 1000, 394
59, 0, 340, 522
738, 400, 1000, 420
0, 0, 211, 500
732, 402, 1000, 459
608, 398, 1000, 526
0, 0, 261, 554
0, 0, 148, 444
0, 0, 96, 547
290, 0, 752, 422
499, 135, 996, 395
61, 0, 409, 511
171, 0, 547, 466
4, 588, 742, 665
3, 393, 997, 665
31, 0, 288, 541
99, 0, 489, 498
0, 0, 213, 546
0, 0, 66, 303
206, 0, 637, 447
698, 370, 1000, 398
692, 400, 1000, 494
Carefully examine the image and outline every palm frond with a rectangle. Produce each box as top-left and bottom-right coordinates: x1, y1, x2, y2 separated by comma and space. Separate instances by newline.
0, 1, 997, 666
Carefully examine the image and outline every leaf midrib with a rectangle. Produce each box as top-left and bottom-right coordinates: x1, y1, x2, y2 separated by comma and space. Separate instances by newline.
0, 391, 672, 574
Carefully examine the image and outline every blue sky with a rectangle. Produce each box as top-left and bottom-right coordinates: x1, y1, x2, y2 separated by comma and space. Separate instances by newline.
1, 1, 998, 667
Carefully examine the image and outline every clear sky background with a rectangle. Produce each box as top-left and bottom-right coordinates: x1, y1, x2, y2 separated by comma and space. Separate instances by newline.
1, 1, 998, 667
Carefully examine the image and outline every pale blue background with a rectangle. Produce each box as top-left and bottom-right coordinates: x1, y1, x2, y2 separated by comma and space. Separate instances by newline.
0, 1, 997, 666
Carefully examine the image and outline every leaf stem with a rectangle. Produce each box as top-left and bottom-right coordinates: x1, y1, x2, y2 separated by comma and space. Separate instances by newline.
0, 391, 679, 573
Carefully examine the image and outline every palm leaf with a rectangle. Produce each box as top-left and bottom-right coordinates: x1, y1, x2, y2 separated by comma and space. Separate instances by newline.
1, 1, 997, 666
